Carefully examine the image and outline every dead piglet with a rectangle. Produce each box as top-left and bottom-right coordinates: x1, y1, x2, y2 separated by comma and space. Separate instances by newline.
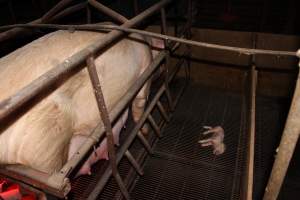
198, 126, 226, 155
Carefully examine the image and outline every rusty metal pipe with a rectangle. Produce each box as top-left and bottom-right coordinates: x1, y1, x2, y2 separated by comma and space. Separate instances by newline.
88, 0, 128, 23
86, 56, 130, 199
0, 0, 172, 123
243, 65, 257, 200
1, 23, 297, 57
263, 57, 300, 200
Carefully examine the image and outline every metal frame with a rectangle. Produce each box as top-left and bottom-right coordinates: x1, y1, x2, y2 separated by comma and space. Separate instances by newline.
0, 0, 175, 199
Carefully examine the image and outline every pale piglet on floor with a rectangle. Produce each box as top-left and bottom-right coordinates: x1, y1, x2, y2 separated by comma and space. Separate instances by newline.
198, 126, 226, 155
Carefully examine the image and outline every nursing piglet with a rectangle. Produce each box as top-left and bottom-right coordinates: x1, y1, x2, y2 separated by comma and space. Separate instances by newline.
68, 109, 128, 176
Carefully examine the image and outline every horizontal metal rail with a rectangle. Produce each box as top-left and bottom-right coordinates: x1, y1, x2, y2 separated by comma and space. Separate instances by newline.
0, 23, 297, 57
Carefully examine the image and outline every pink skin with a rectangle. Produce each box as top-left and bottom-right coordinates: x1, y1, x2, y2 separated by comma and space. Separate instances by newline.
68, 109, 128, 177
198, 126, 226, 155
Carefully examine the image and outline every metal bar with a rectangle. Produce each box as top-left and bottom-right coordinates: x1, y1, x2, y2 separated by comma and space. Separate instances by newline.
0, 0, 172, 122
1, 23, 297, 57
263, 62, 300, 200
86, 56, 129, 200
137, 131, 154, 154
147, 114, 161, 137
160, 7, 175, 113
41, 0, 74, 22
125, 150, 144, 176
243, 65, 257, 200
157, 100, 170, 122
88, 0, 128, 23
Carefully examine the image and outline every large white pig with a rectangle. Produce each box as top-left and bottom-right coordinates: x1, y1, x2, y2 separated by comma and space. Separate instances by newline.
0, 29, 160, 175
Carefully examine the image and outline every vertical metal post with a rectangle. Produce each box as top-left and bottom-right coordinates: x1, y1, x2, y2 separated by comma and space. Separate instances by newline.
86, 4, 91, 23
263, 54, 300, 200
160, 8, 175, 111
86, 56, 130, 200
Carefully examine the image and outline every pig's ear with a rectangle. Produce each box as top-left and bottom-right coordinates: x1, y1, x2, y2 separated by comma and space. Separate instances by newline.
151, 38, 165, 50
150, 38, 165, 59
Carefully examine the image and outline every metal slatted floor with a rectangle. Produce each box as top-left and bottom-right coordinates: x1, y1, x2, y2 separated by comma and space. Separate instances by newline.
129, 85, 248, 200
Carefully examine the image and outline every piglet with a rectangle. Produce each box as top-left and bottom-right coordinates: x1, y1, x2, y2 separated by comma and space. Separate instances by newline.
68, 109, 128, 176
198, 126, 226, 155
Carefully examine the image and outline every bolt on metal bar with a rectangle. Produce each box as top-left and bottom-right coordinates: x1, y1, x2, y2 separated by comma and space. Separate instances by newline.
0, 0, 172, 123
125, 150, 144, 176
263, 60, 300, 200
86, 56, 130, 199
147, 114, 161, 137
88, 0, 128, 23
157, 100, 170, 122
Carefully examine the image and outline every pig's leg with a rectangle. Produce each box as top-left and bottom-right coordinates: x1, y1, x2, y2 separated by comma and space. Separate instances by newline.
132, 81, 151, 134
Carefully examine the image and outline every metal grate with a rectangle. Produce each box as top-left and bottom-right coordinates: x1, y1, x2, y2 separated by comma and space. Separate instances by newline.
130, 84, 248, 200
